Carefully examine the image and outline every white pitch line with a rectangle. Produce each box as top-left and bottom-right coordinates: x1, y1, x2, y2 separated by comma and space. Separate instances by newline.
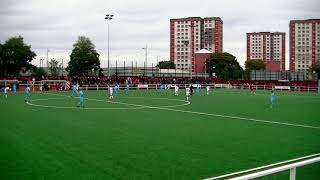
31, 92, 190, 109
40, 92, 320, 130
203, 153, 320, 180
27, 100, 146, 110
86, 97, 191, 108
154, 106, 320, 130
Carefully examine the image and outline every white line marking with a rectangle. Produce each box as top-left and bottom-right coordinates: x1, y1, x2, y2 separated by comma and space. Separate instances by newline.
87, 96, 191, 108
28, 93, 190, 110
155, 107, 320, 130
27, 99, 146, 110
38, 92, 320, 130
203, 153, 320, 180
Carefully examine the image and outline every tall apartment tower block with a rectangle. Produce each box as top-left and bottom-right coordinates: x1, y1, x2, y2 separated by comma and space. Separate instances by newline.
289, 19, 320, 76
246, 32, 286, 72
170, 17, 223, 71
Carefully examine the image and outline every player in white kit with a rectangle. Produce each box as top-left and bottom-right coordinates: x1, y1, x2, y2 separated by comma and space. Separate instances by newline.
174, 85, 179, 96
76, 83, 79, 91
186, 87, 191, 101
206, 86, 210, 95
109, 87, 114, 99
4, 86, 9, 98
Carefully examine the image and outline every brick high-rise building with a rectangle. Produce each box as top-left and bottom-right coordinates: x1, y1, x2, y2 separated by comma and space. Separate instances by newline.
246, 32, 286, 72
289, 19, 320, 75
170, 17, 223, 71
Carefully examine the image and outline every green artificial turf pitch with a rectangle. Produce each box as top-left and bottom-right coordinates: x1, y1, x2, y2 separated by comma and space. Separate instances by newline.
0, 88, 320, 180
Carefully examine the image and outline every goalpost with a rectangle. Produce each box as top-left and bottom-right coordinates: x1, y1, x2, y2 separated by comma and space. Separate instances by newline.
40, 80, 69, 91
0, 79, 19, 92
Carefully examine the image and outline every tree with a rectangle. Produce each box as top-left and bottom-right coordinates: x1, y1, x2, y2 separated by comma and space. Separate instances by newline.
245, 59, 266, 71
156, 61, 175, 69
310, 63, 320, 79
67, 36, 101, 76
0, 36, 36, 76
31, 66, 47, 77
207, 52, 243, 79
244, 59, 266, 80
49, 58, 61, 76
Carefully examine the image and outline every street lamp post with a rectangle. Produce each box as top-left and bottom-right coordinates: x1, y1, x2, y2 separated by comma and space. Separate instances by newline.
105, 14, 114, 77
204, 62, 207, 80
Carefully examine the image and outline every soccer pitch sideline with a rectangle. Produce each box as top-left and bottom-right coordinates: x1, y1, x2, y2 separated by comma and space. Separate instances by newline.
0, 89, 319, 180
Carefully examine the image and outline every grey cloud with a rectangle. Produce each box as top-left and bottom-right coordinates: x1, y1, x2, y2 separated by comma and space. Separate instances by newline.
1, 0, 319, 68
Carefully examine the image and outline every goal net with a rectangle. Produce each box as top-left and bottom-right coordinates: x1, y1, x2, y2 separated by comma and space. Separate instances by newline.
0, 80, 19, 92
40, 80, 69, 91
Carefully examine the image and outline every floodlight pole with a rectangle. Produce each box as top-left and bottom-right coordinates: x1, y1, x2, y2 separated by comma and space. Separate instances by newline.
105, 14, 114, 77
156, 56, 160, 66
142, 45, 148, 76
46, 48, 49, 68
62, 59, 64, 76
142, 45, 148, 68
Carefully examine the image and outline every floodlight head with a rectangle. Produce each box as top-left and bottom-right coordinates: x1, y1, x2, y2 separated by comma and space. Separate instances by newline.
105, 14, 114, 20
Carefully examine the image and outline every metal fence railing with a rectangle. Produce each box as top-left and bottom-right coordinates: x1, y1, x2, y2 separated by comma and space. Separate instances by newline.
203, 154, 320, 180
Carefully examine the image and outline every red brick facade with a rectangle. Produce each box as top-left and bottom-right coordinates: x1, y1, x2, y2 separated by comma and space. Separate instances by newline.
281, 34, 286, 71
214, 19, 223, 53
312, 22, 316, 65
246, 34, 251, 62
194, 51, 211, 73
266, 61, 281, 71
170, 21, 175, 62
289, 22, 296, 71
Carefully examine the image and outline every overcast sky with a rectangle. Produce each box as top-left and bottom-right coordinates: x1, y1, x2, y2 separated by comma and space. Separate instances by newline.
0, 0, 319, 69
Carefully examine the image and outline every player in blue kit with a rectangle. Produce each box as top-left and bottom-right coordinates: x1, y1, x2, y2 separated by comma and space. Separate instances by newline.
270, 90, 276, 108
196, 84, 200, 95
12, 83, 17, 93
115, 83, 119, 96
126, 85, 129, 94
25, 86, 31, 103
160, 84, 164, 92
77, 88, 84, 108
125, 81, 130, 94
